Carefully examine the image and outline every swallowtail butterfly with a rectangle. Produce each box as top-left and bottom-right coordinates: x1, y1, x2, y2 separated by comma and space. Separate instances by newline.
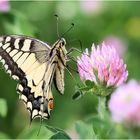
0, 35, 68, 121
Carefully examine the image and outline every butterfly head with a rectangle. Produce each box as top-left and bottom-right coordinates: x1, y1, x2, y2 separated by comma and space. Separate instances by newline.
61, 38, 66, 46
53, 38, 67, 54
56, 38, 66, 48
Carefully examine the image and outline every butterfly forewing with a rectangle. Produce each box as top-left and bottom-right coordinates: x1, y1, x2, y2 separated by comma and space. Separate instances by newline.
0, 35, 67, 120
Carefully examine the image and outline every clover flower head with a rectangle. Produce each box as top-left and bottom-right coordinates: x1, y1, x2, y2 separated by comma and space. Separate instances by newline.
108, 80, 140, 126
77, 43, 128, 96
0, 0, 10, 12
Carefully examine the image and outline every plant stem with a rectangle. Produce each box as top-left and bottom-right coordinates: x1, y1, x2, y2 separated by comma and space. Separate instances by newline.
98, 96, 106, 119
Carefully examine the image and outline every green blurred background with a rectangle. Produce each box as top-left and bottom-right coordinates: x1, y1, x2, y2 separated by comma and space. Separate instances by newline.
0, 1, 140, 139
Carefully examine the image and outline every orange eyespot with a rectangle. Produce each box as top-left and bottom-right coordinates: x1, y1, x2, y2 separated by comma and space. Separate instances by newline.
48, 99, 53, 110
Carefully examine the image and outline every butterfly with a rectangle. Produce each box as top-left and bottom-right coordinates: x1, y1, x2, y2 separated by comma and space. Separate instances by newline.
0, 35, 68, 121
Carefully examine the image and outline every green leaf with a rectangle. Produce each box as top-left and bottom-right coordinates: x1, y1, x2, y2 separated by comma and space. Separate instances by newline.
0, 98, 7, 117
45, 125, 58, 133
75, 121, 95, 139
85, 80, 95, 88
92, 117, 104, 136
72, 90, 83, 100
77, 80, 95, 93
92, 115, 114, 139
46, 125, 71, 139
50, 132, 71, 139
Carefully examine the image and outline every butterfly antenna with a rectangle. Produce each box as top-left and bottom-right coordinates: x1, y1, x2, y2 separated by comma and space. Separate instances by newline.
61, 23, 74, 38
54, 14, 60, 38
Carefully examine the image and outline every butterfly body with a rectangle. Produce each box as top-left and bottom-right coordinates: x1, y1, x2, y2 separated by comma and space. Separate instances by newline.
0, 35, 68, 120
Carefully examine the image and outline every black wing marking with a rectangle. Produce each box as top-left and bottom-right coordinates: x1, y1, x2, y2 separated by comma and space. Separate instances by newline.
0, 35, 54, 120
